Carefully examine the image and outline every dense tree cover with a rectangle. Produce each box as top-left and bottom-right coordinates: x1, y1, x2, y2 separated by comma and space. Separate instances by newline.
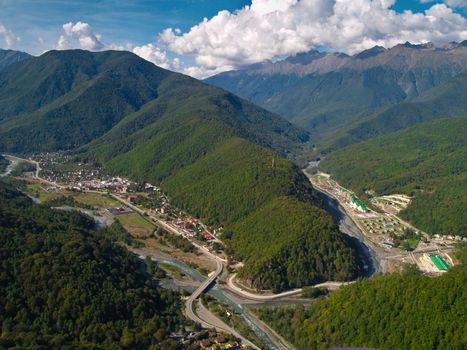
0, 154, 8, 173
0, 49, 359, 290
0, 50, 308, 157
320, 117, 467, 235
9, 161, 36, 176
44, 195, 94, 210
157, 230, 195, 253
101, 220, 143, 247
0, 181, 185, 349
0, 50, 168, 152
327, 71, 467, 151
255, 256, 467, 350
230, 196, 361, 292
92, 129, 361, 291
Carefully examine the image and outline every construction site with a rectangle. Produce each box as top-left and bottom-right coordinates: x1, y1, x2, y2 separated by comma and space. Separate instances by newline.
308, 172, 460, 274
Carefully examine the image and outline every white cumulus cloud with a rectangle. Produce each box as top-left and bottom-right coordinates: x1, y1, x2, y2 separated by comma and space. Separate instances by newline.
57, 21, 104, 50
132, 44, 172, 69
160, 0, 467, 77
55, 21, 182, 72
0, 23, 20, 48
421, 0, 467, 8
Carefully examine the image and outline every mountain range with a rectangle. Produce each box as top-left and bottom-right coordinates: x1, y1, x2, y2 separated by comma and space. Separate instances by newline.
207, 41, 467, 149
0, 49, 361, 291
0, 49, 31, 71
0, 50, 307, 155
1, 43, 464, 289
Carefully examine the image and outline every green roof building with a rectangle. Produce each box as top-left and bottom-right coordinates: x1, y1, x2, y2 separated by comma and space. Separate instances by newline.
430, 255, 449, 270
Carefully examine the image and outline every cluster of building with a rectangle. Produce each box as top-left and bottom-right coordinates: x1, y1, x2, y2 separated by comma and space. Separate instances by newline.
371, 194, 411, 215
174, 217, 224, 242
143, 182, 170, 213
168, 330, 245, 349
106, 206, 132, 215
342, 189, 368, 213
187, 331, 242, 349
75, 177, 134, 193
433, 233, 465, 241
32, 151, 72, 165
34, 152, 108, 185
311, 174, 369, 213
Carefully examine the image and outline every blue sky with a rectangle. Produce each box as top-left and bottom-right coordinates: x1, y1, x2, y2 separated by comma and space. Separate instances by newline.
1, 0, 466, 77
0, 0, 250, 53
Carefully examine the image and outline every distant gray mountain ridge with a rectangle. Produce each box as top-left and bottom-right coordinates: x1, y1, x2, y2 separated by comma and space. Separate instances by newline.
206, 41, 467, 144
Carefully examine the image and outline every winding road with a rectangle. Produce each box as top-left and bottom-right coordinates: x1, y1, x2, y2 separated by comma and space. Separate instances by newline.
183, 260, 260, 349
5, 153, 376, 350
226, 275, 352, 301
185, 259, 223, 327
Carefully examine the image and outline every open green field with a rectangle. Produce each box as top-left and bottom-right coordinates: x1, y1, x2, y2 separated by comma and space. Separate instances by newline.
24, 184, 121, 208
25, 183, 62, 202
116, 212, 154, 237
74, 192, 120, 207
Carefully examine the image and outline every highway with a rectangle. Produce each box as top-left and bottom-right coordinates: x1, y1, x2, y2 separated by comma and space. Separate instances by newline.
226, 274, 352, 301
185, 259, 223, 327
3, 154, 341, 349
183, 260, 261, 349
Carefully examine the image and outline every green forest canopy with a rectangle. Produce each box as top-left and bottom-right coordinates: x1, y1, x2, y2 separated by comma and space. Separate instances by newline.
255, 252, 467, 350
90, 124, 363, 291
320, 117, 467, 235
0, 49, 361, 291
0, 180, 185, 349
0, 154, 8, 173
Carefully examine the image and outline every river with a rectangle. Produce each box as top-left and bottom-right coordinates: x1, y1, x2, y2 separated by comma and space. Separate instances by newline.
316, 185, 380, 276
147, 256, 281, 350
4, 156, 375, 350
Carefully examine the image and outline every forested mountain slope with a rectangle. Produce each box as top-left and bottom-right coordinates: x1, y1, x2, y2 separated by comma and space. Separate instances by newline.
207, 41, 467, 142
256, 255, 467, 350
0, 49, 360, 291
81, 73, 361, 291
0, 180, 185, 349
0, 48, 31, 71
0, 50, 168, 151
320, 117, 467, 235
0, 50, 307, 156
326, 70, 467, 150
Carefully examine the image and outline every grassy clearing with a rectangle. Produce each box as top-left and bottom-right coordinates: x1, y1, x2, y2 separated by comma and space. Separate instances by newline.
116, 213, 154, 237
23, 183, 121, 209
74, 192, 120, 207
25, 183, 62, 202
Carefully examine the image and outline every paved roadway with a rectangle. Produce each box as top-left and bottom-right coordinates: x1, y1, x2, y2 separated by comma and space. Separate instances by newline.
185, 258, 223, 326
226, 274, 352, 301
5, 155, 343, 349
183, 260, 260, 349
